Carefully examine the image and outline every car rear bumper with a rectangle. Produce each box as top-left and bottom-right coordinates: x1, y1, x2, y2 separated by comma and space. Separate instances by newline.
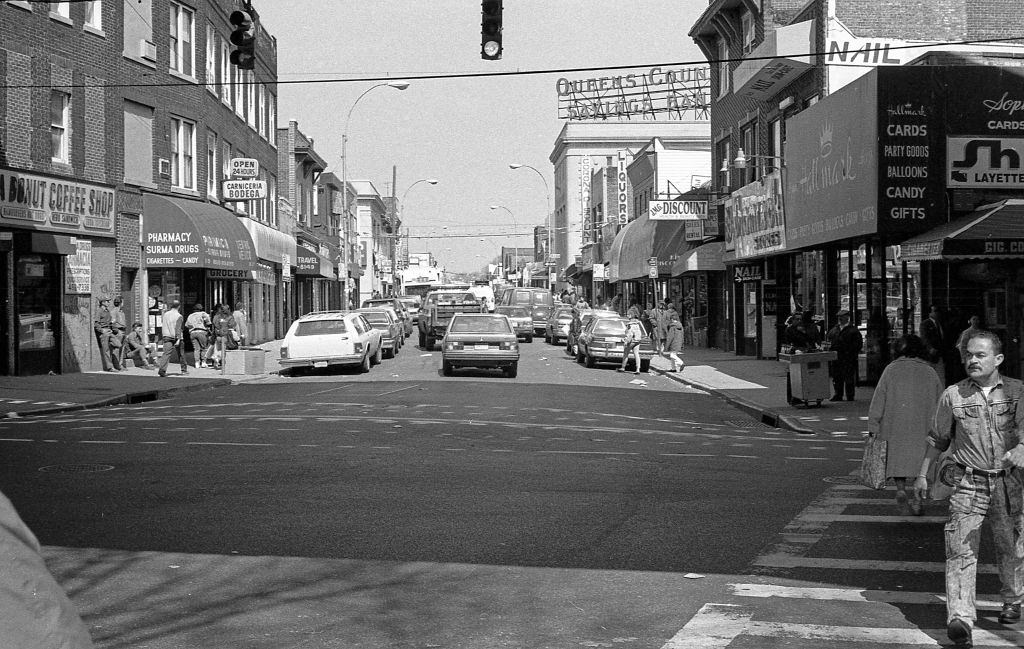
587, 348, 655, 361
442, 352, 519, 367
279, 354, 364, 368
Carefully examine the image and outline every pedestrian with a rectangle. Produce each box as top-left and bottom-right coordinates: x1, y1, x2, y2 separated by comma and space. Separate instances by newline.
825, 309, 863, 401
211, 304, 238, 369
867, 334, 942, 514
914, 330, 1024, 648
920, 304, 947, 380
610, 292, 622, 314
626, 298, 642, 320
0, 489, 96, 649
575, 295, 589, 311
157, 300, 187, 377
956, 314, 984, 360
231, 301, 248, 346
643, 303, 660, 350
786, 310, 821, 352
109, 296, 128, 368
656, 300, 675, 354
121, 322, 156, 369
93, 296, 122, 372
617, 313, 645, 375
184, 303, 212, 369
663, 309, 685, 372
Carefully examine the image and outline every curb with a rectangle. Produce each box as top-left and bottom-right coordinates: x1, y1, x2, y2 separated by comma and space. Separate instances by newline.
650, 366, 816, 435
5, 378, 232, 418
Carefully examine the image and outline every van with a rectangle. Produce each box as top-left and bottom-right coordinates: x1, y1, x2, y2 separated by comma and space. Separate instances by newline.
468, 284, 495, 312
497, 287, 554, 334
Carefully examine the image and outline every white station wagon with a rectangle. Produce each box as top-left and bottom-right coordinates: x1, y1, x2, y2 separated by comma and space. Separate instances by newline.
279, 311, 383, 376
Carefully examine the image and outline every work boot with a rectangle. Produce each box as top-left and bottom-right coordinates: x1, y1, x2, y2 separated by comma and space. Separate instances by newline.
947, 617, 972, 647
999, 603, 1021, 624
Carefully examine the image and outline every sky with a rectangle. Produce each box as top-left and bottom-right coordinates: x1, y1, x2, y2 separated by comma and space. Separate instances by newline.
256, 0, 708, 274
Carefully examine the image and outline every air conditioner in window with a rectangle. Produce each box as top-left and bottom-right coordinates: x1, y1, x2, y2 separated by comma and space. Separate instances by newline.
139, 39, 157, 61
158, 158, 171, 177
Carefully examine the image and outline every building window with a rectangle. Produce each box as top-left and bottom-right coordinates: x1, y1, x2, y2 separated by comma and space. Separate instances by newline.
716, 138, 731, 193
85, 1, 103, 30
170, 116, 196, 189
741, 11, 755, 54
717, 39, 729, 98
268, 94, 276, 146
169, 1, 195, 78
50, 91, 70, 163
246, 70, 256, 128
255, 169, 267, 222
220, 37, 231, 104
50, 2, 70, 19
268, 175, 277, 226
206, 130, 217, 199
740, 121, 759, 184
205, 23, 216, 95
234, 67, 244, 117
769, 118, 782, 163
123, 100, 153, 185
258, 84, 266, 138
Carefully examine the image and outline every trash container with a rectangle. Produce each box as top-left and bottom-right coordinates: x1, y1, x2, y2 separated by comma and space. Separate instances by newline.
779, 351, 837, 406
221, 348, 266, 375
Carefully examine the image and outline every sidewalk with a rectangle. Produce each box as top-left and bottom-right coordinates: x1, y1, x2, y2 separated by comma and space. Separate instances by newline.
648, 346, 873, 435
0, 340, 284, 418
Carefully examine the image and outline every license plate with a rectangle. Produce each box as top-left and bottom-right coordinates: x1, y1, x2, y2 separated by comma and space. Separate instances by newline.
313, 361, 328, 368
475, 344, 490, 350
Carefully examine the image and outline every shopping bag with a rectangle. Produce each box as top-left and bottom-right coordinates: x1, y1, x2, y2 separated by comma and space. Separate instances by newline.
858, 435, 887, 490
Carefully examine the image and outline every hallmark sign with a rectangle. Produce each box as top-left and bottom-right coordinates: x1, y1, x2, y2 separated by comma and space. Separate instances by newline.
557, 66, 711, 121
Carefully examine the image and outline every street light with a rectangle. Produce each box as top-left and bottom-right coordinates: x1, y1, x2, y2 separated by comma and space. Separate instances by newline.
508, 163, 552, 290
489, 204, 519, 239
341, 80, 410, 306
394, 178, 439, 292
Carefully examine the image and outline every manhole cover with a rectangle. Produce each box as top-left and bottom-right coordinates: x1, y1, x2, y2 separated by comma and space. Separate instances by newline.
822, 474, 861, 484
39, 464, 115, 473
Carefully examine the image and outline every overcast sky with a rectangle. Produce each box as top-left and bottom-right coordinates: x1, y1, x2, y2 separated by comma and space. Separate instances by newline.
256, 0, 708, 273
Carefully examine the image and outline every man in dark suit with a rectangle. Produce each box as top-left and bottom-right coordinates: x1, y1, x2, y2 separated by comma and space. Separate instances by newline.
920, 304, 947, 381
826, 310, 863, 401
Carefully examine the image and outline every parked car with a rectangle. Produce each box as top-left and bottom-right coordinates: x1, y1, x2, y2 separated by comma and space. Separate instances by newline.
356, 308, 404, 358
441, 313, 520, 378
575, 315, 654, 372
418, 289, 486, 349
398, 295, 421, 325
279, 311, 383, 375
495, 305, 533, 342
496, 287, 554, 335
566, 309, 619, 356
362, 297, 413, 337
544, 305, 575, 344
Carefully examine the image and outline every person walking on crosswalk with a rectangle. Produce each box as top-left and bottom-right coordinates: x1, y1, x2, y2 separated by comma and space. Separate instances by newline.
915, 330, 1024, 648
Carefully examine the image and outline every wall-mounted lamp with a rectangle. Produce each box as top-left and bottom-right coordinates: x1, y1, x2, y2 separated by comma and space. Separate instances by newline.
730, 148, 784, 170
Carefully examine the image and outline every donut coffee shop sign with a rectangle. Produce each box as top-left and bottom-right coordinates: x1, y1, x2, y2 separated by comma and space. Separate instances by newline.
557, 66, 711, 121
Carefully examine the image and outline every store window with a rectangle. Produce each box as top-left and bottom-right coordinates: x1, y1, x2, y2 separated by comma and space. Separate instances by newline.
50, 1, 70, 20
169, 1, 194, 78
170, 115, 196, 190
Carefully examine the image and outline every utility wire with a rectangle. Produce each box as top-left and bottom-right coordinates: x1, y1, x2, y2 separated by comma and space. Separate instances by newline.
2, 35, 1022, 90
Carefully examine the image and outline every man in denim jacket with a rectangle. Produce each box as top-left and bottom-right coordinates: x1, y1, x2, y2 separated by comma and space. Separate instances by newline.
915, 330, 1024, 648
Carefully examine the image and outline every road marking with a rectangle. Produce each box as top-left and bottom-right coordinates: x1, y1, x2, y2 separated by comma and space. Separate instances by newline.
752, 553, 996, 573
726, 454, 756, 458
783, 456, 827, 461
799, 513, 947, 523
661, 453, 715, 458
539, 450, 639, 455
377, 384, 419, 396
728, 583, 1003, 607
78, 440, 126, 444
0, 438, 32, 442
306, 384, 354, 396
185, 442, 273, 447
660, 603, 753, 649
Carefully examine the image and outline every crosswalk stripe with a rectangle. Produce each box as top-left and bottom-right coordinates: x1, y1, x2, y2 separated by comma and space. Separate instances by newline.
728, 583, 1003, 607
660, 603, 752, 649
800, 513, 948, 523
753, 553, 998, 573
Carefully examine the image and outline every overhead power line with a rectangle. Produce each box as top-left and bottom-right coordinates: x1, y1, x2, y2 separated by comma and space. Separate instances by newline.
1, 35, 1022, 90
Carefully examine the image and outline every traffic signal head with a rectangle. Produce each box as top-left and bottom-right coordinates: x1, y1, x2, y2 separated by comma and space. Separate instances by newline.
229, 10, 256, 70
481, 0, 502, 60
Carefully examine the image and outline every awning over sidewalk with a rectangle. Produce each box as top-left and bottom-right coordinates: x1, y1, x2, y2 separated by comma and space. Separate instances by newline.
295, 244, 335, 278
608, 213, 659, 281
900, 200, 1024, 261
143, 194, 257, 271
240, 218, 296, 266
672, 241, 726, 274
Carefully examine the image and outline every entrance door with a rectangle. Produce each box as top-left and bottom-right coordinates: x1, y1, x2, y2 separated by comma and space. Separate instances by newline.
15, 254, 60, 375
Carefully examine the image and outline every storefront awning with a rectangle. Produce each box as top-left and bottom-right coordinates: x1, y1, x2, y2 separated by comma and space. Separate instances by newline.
609, 213, 659, 282
142, 194, 257, 271
295, 244, 334, 278
899, 200, 1024, 261
672, 241, 726, 274
565, 262, 580, 279
240, 218, 296, 266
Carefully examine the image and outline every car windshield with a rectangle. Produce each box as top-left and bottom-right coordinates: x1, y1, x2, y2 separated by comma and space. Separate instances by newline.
504, 307, 529, 317
450, 317, 512, 334
361, 313, 389, 324
592, 319, 627, 335
534, 292, 553, 306
555, 307, 573, 318
436, 292, 477, 305
295, 319, 347, 336
400, 299, 419, 308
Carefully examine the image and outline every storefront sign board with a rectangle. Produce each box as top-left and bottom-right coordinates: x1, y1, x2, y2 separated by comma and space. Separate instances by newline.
947, 137, 1024, 188
65, 238, 92, 293
725, 171, 787, 259
0, 169, 115, 238
649, 200, 708, 220
733, 264, 763, 282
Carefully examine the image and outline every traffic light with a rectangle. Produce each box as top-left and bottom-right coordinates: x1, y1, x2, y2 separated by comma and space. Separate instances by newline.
481, 0, 502, 60
229, 9, 256, 70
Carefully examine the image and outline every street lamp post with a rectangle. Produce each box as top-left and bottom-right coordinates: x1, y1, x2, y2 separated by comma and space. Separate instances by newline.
508, 163, 552, 290
395, 178, 438, 294
341, 80, 409, 307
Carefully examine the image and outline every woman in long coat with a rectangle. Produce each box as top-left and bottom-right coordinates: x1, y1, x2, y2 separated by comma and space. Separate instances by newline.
867, 334, 944, 514
663, 310, 684, 372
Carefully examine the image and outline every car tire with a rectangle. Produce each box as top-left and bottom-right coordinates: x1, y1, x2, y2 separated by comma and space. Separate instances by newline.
359, 353, 371, 373
525, 335, 533, 343
419, 331, 426, 347
372, 345, 383, 365
576, 349, 585, 364
278, 368, 292, 377
640, 358, 651, 373
442, 360, 453, 376
384, 346, 395, 359
505, 362, 518, 378
544, 332, 551, 344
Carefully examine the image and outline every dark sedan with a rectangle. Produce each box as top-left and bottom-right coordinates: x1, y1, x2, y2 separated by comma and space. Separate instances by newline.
441, 313, 520, 378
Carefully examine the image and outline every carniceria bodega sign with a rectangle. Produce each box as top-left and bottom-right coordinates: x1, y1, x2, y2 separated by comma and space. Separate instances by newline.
557, 66, 711, 121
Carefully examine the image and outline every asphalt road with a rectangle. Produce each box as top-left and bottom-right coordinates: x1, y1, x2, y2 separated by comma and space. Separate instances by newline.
1, 334, 942, 649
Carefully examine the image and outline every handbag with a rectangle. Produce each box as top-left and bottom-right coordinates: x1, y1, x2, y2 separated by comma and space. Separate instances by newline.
858, 434, 888, 489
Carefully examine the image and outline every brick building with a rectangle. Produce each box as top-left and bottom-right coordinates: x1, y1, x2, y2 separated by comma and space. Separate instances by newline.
0, 0, 285, 374
689, 0, 1024, 377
